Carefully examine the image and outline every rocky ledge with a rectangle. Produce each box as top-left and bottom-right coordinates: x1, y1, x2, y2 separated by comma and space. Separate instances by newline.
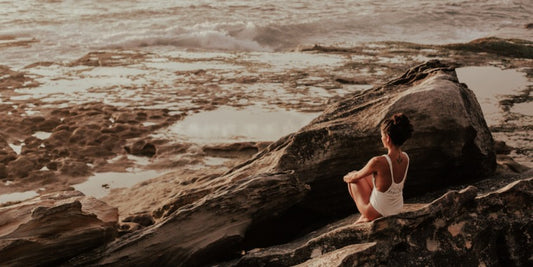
0, 190, 118, 266
231, 173, 533, 266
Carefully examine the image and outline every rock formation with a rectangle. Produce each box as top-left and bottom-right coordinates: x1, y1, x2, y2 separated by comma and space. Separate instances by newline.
227, 60, 495, 218
78, 172, 307, 266
0, 102, 181, 186
232, 174, 533, 266
0, 190, 118, 266
66, 60, 497, 266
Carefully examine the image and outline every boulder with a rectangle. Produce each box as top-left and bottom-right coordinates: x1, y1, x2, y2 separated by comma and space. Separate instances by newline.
0, 164, 7, 179
6, 156, 37, 178
112, 111, 138, 123
36, 118, 61, 132
0, 137, 17, 164
0, 190, 118, 266
125, 139, 157, 157
59, 160, 91, 177
224, 60, 495, 216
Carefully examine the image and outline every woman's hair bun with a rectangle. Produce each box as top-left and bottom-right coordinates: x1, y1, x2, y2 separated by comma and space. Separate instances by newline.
381, 113, 413, 146
392, 113, 409, 126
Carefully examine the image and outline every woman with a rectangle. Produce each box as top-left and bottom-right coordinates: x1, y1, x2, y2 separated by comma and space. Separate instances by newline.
343, 113, 413, 223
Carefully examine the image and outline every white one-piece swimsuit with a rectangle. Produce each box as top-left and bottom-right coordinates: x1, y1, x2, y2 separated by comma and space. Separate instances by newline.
369, 152, 409, 217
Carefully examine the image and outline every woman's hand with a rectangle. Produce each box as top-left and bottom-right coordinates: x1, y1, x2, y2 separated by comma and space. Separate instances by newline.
343, 157, 379, 184
343, 171, 357, 183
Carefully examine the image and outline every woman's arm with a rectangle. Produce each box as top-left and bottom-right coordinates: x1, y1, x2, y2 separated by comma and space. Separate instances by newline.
343, 157, 379, 183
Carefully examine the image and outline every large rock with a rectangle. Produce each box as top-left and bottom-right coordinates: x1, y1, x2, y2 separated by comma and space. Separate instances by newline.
72, 60, 496, 265
0, 190, 118, 266
232, 175, 533, 266
73, 174, 531, 267
79, 172, 307, 266
224, 59, 495, 216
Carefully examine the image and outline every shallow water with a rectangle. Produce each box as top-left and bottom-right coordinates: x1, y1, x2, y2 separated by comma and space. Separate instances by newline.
8, 143, 22, 155
33, 131, 52, 140
73, 170, 161, 199
145, 61, 243, 72
0, 190, 38, 204
243, 52, 346, 72
513, 102, 533, 116
9, 50, 348, 112
155, 105, 319, 143
456, 66, 531, 126
457, 66, 532, 167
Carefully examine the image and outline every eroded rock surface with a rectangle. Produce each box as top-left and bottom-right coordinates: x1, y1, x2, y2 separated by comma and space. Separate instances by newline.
81, 172, 307, 266
232, 174, 533, 266
0, 102, 182, 193
0, 190, 118, 266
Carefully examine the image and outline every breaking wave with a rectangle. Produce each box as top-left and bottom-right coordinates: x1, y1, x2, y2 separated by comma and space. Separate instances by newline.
1, 0, 531, 67
101, 22, 273, 52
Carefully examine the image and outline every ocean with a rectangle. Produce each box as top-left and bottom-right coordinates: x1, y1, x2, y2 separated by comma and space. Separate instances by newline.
1, 0, 532, 68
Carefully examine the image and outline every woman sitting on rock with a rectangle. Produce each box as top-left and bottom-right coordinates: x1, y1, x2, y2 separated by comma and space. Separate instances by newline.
343, 113, 413, 223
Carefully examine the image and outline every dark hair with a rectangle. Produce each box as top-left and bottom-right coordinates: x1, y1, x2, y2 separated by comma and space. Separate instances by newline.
381, 113, 413, 146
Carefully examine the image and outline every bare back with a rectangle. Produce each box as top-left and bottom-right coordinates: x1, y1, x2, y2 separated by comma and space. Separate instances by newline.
373, 153, 409, 193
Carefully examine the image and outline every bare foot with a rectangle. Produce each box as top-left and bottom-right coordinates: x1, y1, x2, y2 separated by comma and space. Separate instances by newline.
355, 215, 370, 224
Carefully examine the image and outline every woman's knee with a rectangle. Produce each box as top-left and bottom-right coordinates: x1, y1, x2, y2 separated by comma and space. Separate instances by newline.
349, 180, 365, 192
351, 179, 366, 187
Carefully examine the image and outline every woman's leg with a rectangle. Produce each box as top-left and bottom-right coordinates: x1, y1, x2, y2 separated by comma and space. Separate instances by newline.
347, 175, 381, 223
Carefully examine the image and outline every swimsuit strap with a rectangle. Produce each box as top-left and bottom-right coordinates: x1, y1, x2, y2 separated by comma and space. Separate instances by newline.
402, 152, 410, 181
384, 153, 409, 184
383, 154, 394, 181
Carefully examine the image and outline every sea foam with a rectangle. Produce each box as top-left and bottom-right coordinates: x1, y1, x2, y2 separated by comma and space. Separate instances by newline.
103, 21, 271, 52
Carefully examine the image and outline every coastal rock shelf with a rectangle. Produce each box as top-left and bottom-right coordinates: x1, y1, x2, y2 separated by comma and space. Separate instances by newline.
69, 61, 498, 265
1, 0, 532, 262
1, 58, 530, 265
0, 103, 182, 195
232, 175, 533, 266
0, 190, 118, 266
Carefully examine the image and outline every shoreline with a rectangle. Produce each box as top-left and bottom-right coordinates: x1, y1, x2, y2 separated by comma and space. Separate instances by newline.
0, 37, 531, 219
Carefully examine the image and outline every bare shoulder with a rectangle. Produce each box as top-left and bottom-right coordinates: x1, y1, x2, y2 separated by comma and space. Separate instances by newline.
369, 156, 387, 168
